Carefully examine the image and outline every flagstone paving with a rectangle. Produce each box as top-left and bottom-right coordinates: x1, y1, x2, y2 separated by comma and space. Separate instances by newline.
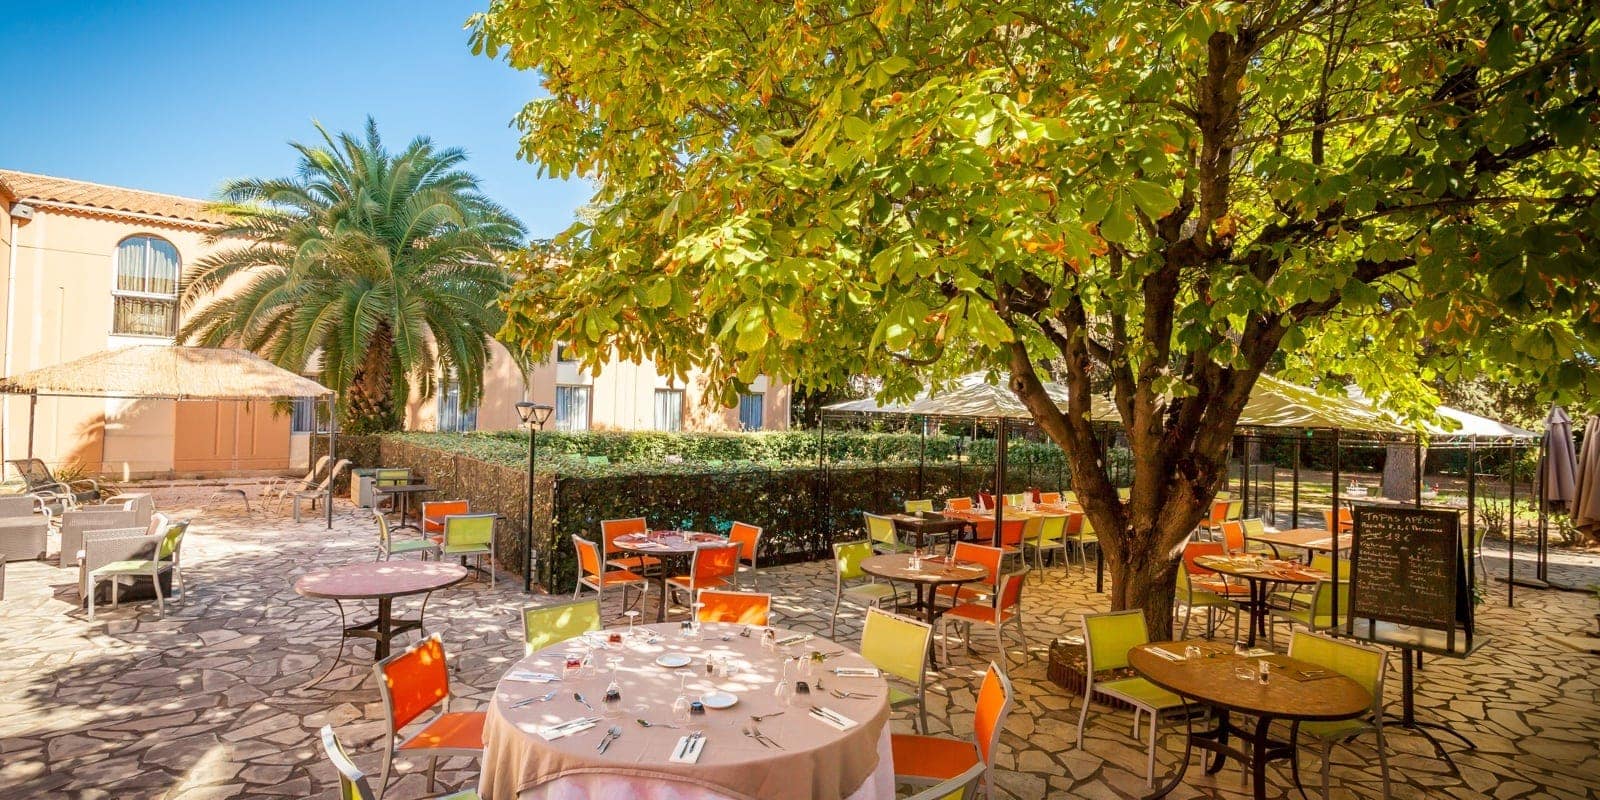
1, 484, 1598, 799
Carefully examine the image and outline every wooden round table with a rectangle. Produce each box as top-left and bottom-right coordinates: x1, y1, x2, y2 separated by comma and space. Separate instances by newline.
293, 561, 467, 687
859, 553, 987, 668
612, 531, 726, 623
1193, 555, 1327, 645
479, 622, 896, 800
374, 483, 437, 531
1129, 640, 1371, 800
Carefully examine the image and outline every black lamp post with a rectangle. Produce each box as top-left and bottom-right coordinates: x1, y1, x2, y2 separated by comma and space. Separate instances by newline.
516, 400, 554, 593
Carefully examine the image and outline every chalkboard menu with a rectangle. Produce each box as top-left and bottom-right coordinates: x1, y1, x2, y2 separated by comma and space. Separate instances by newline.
1348, 506, 1470, 632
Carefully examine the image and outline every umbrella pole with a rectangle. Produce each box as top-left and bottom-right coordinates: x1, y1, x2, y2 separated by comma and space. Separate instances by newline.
326, 394, 336, 530
1292, 436, 1301, 529
26, 392, 37, 460
1507, 442, 1517, 606
993, 418, 1006, 547
1330, 429, 1342, 626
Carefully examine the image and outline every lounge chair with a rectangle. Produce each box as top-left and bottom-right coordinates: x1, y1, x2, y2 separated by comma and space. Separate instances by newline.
291, 459, 351, 522
8, 458, 101, 511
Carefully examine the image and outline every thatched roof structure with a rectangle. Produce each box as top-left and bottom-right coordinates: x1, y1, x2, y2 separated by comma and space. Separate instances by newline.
0, 346, 330, 400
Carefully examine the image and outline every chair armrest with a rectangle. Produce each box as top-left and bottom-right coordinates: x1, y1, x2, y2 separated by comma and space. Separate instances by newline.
81, 528, 163, 567
68, 478, 101, 493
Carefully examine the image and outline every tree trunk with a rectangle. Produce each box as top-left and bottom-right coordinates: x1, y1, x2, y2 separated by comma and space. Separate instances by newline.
1382, 442, 1424, 502
1106, 534, 1180, 638
344, 324, 400, 434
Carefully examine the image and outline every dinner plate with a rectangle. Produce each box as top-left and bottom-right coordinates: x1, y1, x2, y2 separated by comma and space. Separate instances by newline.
655, 654, 692, 668
701, 691, 738, 709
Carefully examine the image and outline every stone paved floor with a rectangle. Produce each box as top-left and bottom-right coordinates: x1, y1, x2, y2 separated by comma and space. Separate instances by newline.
2, 486, 1598, 799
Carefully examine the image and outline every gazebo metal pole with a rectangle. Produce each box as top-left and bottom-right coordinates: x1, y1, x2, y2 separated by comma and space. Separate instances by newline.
917, 416, 926, 498
1414, 433, 1424, 508
26, 392, 37, 459
1508, 440, 1517, 605
1467, 438, 1477, 601
1292, 436, 1301, 528
326, 393, 336, 530
1330, 428, 1342, 626
992, 418, 1006, 547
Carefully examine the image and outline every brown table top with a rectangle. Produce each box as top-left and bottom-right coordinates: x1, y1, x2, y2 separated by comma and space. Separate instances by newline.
886, 513, 968, 532
1194, 555, 1327, 585
859, 553, 988, 585
294, 561, 467, 601
1247, 528, 1352, 552
373, 483, 437, 495
613, 531, 725, 555
1129, 640, 1370, 721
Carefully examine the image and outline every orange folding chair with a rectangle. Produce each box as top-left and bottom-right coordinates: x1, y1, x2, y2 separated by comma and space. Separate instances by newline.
1183, 541, 1250, 598
572, 535, 646, 610
1323, 507, 1354, 533
601, 517, 660, 573
695, 589, 772, 625
667, 542, 741, 608
726, 521, 762, 589
938, 572, 1027, 676
891, 662, 1013, 799
421, 500, 469, 538
935, 542, 1004, 606
373, 636, 484, 795
944, 497, 974, 512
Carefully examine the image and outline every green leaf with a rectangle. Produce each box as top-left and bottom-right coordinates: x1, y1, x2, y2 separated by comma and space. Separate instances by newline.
1126, 181, 1177, 219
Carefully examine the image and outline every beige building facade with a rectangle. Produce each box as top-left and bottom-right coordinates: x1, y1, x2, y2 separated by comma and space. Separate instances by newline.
1, 169, 787, 480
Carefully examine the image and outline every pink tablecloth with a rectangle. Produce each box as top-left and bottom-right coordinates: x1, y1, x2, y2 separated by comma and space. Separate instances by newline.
480, 622, 893, 800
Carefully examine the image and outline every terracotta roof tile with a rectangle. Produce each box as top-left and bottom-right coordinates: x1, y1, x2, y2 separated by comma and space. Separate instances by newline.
0, 169, 231, 226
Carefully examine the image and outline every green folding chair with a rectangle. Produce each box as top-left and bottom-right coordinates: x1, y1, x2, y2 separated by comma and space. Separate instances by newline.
1077, 610, 1189, 787
904, 499, 935, 513
1287, 632, 1391, 800
831, 540, 901, 638
522, 598, 602, 655
862, 607, 933, 733
865, 512, 913, 554
442, 513, 498, 587
86, 520, 190, 620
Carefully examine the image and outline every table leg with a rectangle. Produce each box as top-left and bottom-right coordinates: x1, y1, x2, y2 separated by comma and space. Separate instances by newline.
374, 597, 394, 660
921, 583, 942, 669
1249, 715, 1272, 800
656, 575, 669, 623
1396, 649, 1475, 771
1244, 581, 1266, 647
301, 599, 352, 690
1206, 709, 1231, 775
1142, 700, 1198, 800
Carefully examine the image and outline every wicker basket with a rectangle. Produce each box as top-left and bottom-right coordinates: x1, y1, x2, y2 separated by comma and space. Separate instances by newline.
1047, 638, 1135, 711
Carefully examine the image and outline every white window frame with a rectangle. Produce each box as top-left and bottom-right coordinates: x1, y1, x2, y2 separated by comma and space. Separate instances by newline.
110, 234, 181, 339
738, 392, 765, 431
654, 388, 685, 432
555, 385, 591, 431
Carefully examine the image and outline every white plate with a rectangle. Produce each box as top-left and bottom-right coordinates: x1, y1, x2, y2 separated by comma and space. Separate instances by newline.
701, 691, 738, 709
655, 654, 692, 668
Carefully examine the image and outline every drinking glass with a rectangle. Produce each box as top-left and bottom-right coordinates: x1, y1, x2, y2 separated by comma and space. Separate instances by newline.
672, 672, 692, 725
773, 660, 795, 707
689, 603, 705, 640
625, 610, 640, 639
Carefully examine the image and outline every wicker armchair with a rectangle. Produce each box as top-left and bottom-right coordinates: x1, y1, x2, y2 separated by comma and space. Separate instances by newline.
0, 495, 50, 561
59, 508, 139, 566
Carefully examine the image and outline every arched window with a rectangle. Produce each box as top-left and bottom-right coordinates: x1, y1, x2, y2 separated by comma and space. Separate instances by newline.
112, 235, 181, 337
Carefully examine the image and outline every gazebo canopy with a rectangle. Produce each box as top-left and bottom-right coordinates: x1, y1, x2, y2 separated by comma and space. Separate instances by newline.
1240, 375, 1412, 434
0, 346, 330, 400
826, 372, 1116, 421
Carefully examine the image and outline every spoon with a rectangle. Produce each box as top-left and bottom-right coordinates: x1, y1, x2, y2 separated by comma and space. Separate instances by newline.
574, 692, 593, 710
597, 725, 622, 753
511, 689, 559, 708
750, 710, 785, 722
636, 718, 680, 729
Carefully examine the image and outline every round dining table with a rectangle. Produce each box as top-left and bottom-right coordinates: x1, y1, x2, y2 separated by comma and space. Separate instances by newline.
859, 553, 988, 668
479, 622, 896, 800
293, 560, 467, 687
613, 530, 727, 622
1193, 555, 1327, 646
1129, 640, 1371, 800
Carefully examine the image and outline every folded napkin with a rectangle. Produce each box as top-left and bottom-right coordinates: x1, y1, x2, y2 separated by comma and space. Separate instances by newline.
831, 666, 881, 677
504, 669, 558, 683
808, 706, 859, 731
536, 717, 599, 741
634, 541, 667, 550
1241, 648, 1273, 658
773, 633, 812, 647
670, 734, 706, 763
1145, 647, 1186, 662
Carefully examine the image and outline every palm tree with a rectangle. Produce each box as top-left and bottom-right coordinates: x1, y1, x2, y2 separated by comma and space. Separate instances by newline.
179, 118, 526, 433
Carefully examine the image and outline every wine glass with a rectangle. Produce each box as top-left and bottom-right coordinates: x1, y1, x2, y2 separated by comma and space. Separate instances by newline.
603, 657, 624, 718
625, 610, 640, 639
688, 602, 705, 640
773, 659, 795, 707
671, 672, 693, 725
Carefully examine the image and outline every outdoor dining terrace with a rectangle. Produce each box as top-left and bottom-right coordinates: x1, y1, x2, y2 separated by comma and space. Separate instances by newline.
1, 482, 1597, 800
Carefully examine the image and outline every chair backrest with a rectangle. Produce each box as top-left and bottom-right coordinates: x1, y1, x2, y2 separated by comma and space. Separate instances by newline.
1309, 553, 1348, 574
1116, 487, 1131, 500
375, 635, 451, 732
317, 459, 353, 490
951, 542, 1005, 584
1241, 517, 1265, 538
727, 522, 761, 564
994, 518, 1025, 547
834, 540, 875, 581
691, 542, 742, 584
602, 517, 648, 555
1207, 499, 1231, 525
319, 725, 378, 800
1037, 514, 1067, 543
1182, 541, 1226, 574
863, 513, 899, 548
1019, 516, 1043, 544
572, 535, 605, 578
157, 520, 190, 560
1288, 631, 1386, 713
1063, 511, 1085, 537
1220, 520, 1246, 553
1082, 609, 1150, 673
374, 509, 396, 549
994, 572, 1024, 614
1323, 507, 1354, 531
0, 495, 37, 518
904, 499, 935, 513
308, 454, 331, 483
421, 499, 470, 522
1003, 492, 1026, 507
374, 468, 411, 487
696, 590, 771, 625
973, 662, 1014, 769
861, 607, 931, 685
977, 491, 994, 510
1062, 490, 1077, 504
442, 513, 496, 553
522, 598, 601, 655
1038, 492, 1061, 504
945, 497, 973, 512
8, 458, 55, 490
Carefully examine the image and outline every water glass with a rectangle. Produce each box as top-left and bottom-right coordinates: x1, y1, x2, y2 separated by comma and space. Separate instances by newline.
1184, 645, 1203, 660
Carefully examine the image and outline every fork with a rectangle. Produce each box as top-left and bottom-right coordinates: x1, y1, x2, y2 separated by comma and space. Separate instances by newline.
596, 725, 623, 753
829, 689, 873, 700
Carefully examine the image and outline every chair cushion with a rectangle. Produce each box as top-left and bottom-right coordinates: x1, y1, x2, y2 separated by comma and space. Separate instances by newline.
1095, 677, 1185, 711
843, 583, 898, 602
1301, 717, 1370, 740
399, 710, 486, 752
888, 686, 917, 707
596, 569, 645, 586
891, 733, 980, 781
91, 559, 160, 575
389, 540, 438, 555
608, 555, 661, 570
667, 575, 730, 591
942, 603, 1014, 625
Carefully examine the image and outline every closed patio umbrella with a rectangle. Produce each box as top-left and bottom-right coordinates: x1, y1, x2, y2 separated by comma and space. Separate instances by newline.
1541, 406, 1578, 513
1573, 415, 1600, 542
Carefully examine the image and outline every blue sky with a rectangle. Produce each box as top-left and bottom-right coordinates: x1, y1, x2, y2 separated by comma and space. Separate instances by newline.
0, 1, 589, 240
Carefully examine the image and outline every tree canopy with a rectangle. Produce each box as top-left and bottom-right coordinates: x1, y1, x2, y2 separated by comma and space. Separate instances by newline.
181, 119, 526, 433
473, 0, 1600, 628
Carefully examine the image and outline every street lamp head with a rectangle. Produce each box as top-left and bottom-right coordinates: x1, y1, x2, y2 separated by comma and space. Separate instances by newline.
516, 401, 555, 428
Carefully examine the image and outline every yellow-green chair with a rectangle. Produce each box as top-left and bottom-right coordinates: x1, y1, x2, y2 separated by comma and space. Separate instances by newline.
1024, 514, 1068, 578
1267, 580, 1349, 647
320, 724, 479, 800
904, 499, 935, 513
373, 467, 412, 515
831, 540, 900, 638
865, 512, 913, 554
522, 598, 602, 656
1116, 487, 1131, 501
1175, 562, 1242, 640
1003, 492, 1026, 507
442, 513, 498, 587
1077, 610, 1188, 787
1062, 490, 1077, 504
1066, 512, 1100, 567
86, 520, 190, 620
862, 607, 933, 733
374, 509, 438, 561
1288, 632, 1391, 800
1270, 552, 1347, 609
